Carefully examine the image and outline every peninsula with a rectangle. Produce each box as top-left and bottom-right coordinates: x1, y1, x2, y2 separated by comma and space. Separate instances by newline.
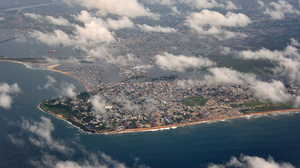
39, 79, 300, 134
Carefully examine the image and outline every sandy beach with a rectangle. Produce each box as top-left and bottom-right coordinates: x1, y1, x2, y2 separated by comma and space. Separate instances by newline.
38, 103, 67, 120
0, 59, 46, 65
38, 97, 300, 134
7, 60, 299, 134
0, 60, 91, 91
46, 64, 92, 92
104, 109, 300, 134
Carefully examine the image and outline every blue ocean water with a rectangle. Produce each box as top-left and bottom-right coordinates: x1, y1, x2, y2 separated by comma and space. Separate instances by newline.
1, 61, 300, 168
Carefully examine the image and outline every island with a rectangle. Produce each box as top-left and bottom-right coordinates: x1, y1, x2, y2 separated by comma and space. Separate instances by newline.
39, 79, 300, 134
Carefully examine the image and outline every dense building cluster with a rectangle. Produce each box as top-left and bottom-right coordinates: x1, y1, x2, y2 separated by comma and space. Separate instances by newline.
42, 79, 299, 133
69, 66, 104, 90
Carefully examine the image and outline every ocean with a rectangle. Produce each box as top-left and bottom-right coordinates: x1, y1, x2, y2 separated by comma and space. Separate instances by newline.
1, 62, 300, 168
1, 30, 300, 168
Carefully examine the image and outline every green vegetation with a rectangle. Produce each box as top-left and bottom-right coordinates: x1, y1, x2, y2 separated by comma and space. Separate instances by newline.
40, 102, 72, 119
254, 103, 293, 112
69, 118, 92, 133
243, 101, 294, 112
244, 101, 265, 107
80, 60, 93, 64
182, 97, 208, 106
145, 75, 178, 82
77, 91, 90, 101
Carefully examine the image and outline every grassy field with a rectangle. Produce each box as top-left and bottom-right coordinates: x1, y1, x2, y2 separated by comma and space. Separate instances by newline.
40, 102, 72, 119
182, 97, 208, 106
243, 101, 293, 112
244, 102, 265, 107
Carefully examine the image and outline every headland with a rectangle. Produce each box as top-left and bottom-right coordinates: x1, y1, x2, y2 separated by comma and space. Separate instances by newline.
38, 80, 300, 134
38, 102, 300, 134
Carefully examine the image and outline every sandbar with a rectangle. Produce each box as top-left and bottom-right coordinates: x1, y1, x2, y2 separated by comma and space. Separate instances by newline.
0, 59, 46, 65
0, 60, 91, 92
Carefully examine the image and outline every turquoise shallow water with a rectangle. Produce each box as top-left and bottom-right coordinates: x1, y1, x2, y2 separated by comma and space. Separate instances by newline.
1, 61, 300, 168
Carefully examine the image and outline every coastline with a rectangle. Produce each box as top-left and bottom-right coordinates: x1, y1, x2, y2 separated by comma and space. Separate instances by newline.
0, 59, 46, 65
0, 60, 91, 92
38, 103, 67, 120
105, 109, 300, 134
38, 103, 300, 134
46, 64, 92, 92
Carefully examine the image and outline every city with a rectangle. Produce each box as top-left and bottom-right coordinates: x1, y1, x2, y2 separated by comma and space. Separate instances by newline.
40, 78, 299, 133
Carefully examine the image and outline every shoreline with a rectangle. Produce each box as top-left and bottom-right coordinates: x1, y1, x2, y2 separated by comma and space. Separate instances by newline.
0, 59, 46, 65
107, 109, 300, 134
46, 64, 92, 92
0, 60, 91, 92
37, 103, 300, 134
37, 103, 67, 120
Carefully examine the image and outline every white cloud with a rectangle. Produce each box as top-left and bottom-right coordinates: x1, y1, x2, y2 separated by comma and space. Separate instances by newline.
38, 76, 77, 98
74, 11, 134, 30
0, 83, 21, 94
0, 17, 5, 21
257, 0, 265, 8
29, 29, 74, 47
262, 0, 300, 19
62, 0, 159, 19
44, 57, 81, 64
146, 0, 176, 5
29, 22, 115, 49
0, 93, 13, 109
237, 45, 300, 82
44, 16, 70, 26
171, 6, 181, 15
220, 46, 234, 55
179, 0, 239, 10
145, 0, 239, 10
0, 83, 21, 109
205, 67, 256, 85
24, 13, 70, 26
7, 134, 25, 146
225, 1, 239, 10
85, 46, 115, 62
115, 95, 141, 113
29, 10, 137, 58
59, 82, 77, 98
39, 75, 57, 89
252, 80, 291, 103
291, 38, 300, 46
106, 17, 134, 30
21, 116, 73, 154
205, 67, 291, 103
155, 52, 216, 72
90, 95, 107, 117
294, 96, 300, 108
186, 10, 251, 40
182, 0, 225, 9
177, 79, 199, 89
30, 152, 130, 168
27, 10, 135, 64
116, 54, 141, 66
10, 117, 148, 168
187, 10, 252, 27
137, 24, 177, 33
208, 155, 295, 168
24, 13, 43, 20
